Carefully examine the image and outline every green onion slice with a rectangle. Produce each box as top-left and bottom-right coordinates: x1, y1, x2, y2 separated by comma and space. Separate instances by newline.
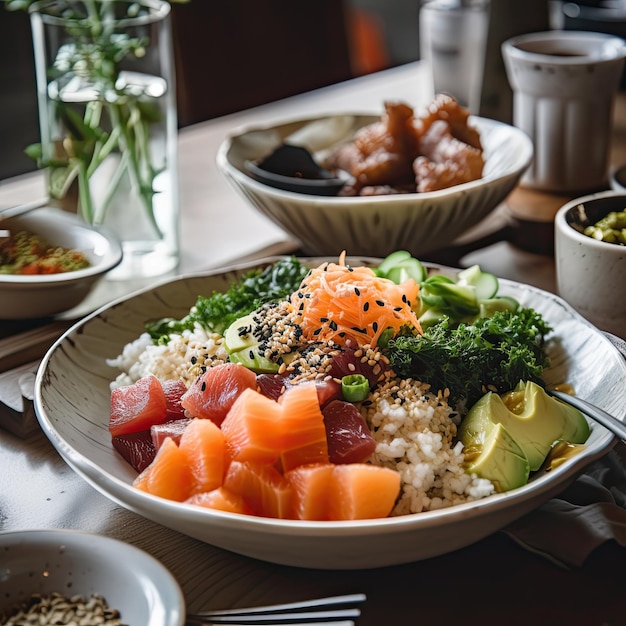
341, 374, 370, 402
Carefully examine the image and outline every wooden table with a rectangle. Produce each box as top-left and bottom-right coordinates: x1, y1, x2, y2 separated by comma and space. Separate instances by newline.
1, 62, 625, 625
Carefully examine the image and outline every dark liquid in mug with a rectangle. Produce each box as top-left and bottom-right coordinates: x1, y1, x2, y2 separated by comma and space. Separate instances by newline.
547, 51, 586, 57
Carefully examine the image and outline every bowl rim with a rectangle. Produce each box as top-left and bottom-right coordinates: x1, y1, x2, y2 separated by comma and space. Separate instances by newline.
555, 189, 626, 251
501, 29, 626, 65
0, 207, 123, 284
216, 111, 534, 203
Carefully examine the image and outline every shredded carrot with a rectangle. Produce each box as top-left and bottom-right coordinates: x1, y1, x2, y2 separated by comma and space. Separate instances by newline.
290, 256, 422, 347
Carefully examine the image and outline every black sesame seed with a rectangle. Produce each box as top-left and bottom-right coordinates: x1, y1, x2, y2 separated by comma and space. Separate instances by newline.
402, 294, 407, 303
363, 301, 370, 312
355, 287, 360, 296
320, 317, 329, 323
376, 300, 385, 307
372, 321, 378, 332
329, 320, 338, 331
313, 328, 322, 336
201, 381, 207, 392
191, 356, 197, 364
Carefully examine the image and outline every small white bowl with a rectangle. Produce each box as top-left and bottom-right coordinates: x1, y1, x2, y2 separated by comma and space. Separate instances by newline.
555, 190, 626, 338
0, 206, 122, 319
217, 112, 533, 258
0, 529, 185, 625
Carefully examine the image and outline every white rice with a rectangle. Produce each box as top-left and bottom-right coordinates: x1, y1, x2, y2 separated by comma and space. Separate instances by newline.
361, 377, 495, 515
107, 323, 228, 389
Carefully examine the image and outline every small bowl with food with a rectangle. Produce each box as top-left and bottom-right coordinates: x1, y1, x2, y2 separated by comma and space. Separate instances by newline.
555, 190, 626, 338
0, 528, 184, 625
216, 96, 533, 258
0, 205, 122, 319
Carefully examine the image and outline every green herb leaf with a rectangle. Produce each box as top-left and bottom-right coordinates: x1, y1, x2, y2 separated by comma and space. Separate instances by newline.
146, 257, 310, 343
384, 308, 552, 410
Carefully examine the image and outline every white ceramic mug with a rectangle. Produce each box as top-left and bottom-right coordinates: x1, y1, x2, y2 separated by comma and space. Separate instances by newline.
555, 190, 626, 339
502, 31, 626, 193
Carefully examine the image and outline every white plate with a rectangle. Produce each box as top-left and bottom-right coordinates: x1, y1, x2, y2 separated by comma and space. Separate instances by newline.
0, 529, 185, 625
34, 258, 626, 570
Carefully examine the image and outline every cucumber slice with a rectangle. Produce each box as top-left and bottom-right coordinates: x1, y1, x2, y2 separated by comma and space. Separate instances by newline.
418, 307, 449, 328
377, 250, 412, 275
472, 272, 499, 301
456, 264, 483, 285
457, 265, 499, 300
387, 259, 426, 284
377, 252, 426, 284
479, 296, 519, 317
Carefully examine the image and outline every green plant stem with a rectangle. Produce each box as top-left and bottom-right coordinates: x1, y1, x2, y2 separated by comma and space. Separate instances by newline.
108, 100, 162, 237
75, 158, 94, 223
93, 148, 129, 224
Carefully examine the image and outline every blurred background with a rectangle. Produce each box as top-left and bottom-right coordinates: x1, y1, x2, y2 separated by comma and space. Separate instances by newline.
0, 0, 622, 181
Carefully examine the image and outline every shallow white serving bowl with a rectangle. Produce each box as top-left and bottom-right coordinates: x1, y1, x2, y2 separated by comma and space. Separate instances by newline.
216, 112, 533, 257
0, 529, 185, 625
33, 257, 626, 570
0, 206, 122, 319
555, 190, 626, 339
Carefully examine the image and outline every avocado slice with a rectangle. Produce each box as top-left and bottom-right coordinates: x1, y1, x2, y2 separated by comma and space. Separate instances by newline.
223, 313, 257, 354
223, 313, 280, 374
229, 348, 281, 374
499, 381, 589, 470
461, 420, 530, 492
459, 381, 590, 482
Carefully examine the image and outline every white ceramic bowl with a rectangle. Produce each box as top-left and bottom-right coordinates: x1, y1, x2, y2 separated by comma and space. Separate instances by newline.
0, 529, 185, 625
216, 113, 533, 257
33, 258, 626, 570
0, 206, 122, 319
555, 190, 626, 339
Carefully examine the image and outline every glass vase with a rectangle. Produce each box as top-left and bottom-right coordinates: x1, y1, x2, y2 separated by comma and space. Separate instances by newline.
29, 0, 179, 279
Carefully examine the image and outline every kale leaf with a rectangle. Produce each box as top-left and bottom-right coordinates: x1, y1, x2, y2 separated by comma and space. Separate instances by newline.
146, 257, 310, 343
385, 307, 552, 410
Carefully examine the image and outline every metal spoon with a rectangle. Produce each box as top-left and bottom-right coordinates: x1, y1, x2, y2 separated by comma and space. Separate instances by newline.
548, 389, 626, 442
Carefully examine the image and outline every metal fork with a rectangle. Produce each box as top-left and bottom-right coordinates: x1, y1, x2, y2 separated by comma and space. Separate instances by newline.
185, 593, 366, 626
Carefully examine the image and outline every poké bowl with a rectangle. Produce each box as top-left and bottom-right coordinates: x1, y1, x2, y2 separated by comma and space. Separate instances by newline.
33, 256, 626, 570
0, 205, 122, 319
216, 110, 533, 257
0, 529, 184, 625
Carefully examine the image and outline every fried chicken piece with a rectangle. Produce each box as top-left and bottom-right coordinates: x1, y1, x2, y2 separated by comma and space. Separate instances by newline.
326, 101, 419, 190
414, 120, 484, 192
416, 94, 482, 150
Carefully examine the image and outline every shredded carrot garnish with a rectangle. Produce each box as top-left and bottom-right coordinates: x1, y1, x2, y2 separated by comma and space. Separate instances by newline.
290, 257, 422, 348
